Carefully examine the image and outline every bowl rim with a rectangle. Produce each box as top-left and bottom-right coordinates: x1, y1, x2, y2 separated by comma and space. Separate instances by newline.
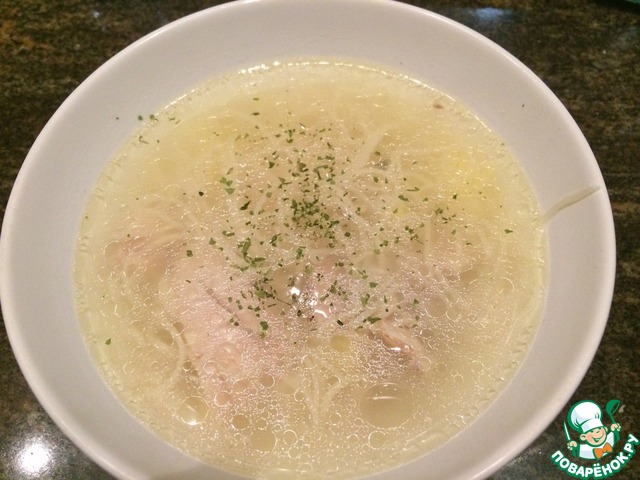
0, 1, 616, 479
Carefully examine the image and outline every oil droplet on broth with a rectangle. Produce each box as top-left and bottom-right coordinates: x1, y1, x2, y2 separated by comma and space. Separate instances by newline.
359, 383, 413, 428
368, 430, 387, 449
178, 396, 209, 425
259, 373, 275, 388
251, 429, 277, 452
282, 429, 298, 446
330, 334, 350, 353
278, 372, 302, 394
214, 391, 231, 406
329, 411, 342, 425
151, 326, 174, 346
231, 413, 250, 430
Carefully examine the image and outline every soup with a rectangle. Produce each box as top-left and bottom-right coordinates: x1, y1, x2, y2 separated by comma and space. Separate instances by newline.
75, 60, 547, 478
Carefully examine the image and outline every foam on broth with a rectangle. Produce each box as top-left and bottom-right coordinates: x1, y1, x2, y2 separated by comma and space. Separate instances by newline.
75, 60, 547, 479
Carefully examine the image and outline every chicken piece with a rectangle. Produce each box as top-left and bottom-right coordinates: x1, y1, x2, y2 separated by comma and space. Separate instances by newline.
159, 248, 271, 386
372, 318, 431, 371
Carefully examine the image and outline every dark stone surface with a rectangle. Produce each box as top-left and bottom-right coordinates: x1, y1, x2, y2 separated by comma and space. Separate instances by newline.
1, 1, 638, 478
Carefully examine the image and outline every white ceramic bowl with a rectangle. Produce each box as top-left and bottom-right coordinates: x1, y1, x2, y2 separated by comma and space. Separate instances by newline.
0, 1, 615, 479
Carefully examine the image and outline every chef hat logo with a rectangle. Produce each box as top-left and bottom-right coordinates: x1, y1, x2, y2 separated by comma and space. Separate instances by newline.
568, 400, 604, 434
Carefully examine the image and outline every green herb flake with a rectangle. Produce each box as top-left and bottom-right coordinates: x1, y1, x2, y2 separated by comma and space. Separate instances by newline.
361, 293, 371, 307
238, 237, 252, 257
505, 228, 514, 234
364, 316, 382, 324
219, 177, 235, 195
260, 321, 269, 331
186, 250, 194, 257
105, 338, 112, 345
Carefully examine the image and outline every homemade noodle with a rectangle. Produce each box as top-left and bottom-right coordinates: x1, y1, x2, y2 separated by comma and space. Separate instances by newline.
75, 61, 548, 479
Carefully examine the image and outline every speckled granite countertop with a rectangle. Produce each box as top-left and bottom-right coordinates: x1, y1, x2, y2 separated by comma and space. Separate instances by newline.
1, 1, 638, 479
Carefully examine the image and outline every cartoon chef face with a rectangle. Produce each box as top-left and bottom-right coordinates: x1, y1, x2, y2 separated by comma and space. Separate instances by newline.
580, 426, 609, 447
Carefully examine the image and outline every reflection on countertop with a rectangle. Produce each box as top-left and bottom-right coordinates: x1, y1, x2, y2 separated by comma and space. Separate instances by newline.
1, 1, 638, 479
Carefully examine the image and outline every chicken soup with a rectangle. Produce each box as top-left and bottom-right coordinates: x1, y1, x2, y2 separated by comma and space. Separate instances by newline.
74, 60, 548, 479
